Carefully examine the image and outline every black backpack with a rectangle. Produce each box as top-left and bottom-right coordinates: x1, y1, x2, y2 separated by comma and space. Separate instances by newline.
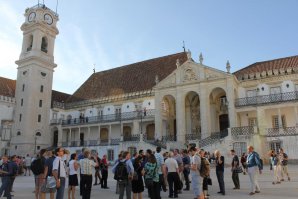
114, 160, 128, 181
31, 158, 44, 175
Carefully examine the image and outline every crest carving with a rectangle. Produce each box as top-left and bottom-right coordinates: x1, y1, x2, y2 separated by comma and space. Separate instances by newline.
184, 68, 197, 81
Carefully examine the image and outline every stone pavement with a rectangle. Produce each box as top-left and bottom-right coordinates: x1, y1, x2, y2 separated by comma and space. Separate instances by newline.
10, 165, 298, 199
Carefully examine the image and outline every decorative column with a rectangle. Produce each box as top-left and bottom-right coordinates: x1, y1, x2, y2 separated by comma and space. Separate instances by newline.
87, 127, 90, 146
154, 92, 163, 140
109, 125, 112, 142
255, 107, 267, 159
200, 86, 209, 139
294, 107, 298, 126
226, 78, 236, 128
98, 125, 101, 144
176, 90, 185, 143
68, 128, 72, 146
278, 108, 282, 128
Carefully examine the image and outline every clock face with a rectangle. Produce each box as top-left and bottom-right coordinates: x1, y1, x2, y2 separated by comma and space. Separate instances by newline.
28, 12, 36, 22
44, 13, 53, 25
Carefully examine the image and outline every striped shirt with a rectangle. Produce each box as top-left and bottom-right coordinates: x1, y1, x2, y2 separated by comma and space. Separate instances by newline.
79, 158, 96, 175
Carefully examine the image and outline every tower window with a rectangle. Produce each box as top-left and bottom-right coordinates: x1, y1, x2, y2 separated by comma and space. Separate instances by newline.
38, 114, 41, 122
17, 131, 21, 136
19, 114, 22, 122
22, 84, 25, 91
21, 99, 23, 106
39, 100, 42, 107
27, 35, 33, 52
41, 37, 48, 53
40, 85, 44, 93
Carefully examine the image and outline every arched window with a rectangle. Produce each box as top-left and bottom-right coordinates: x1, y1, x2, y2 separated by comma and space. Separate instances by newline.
41, 36, 48, 53
27, 35, 33, 51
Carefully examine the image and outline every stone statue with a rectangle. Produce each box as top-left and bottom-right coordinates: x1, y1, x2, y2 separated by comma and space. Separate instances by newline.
226, 60, 231, 73
199, 53, 203, 64
176, 59, 180, 68
187, 49, 192, 60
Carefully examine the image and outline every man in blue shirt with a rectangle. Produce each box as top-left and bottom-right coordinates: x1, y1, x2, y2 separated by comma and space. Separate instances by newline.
246, 146, 262, 195
112, 151, 134, 199
0, 156, 13, 199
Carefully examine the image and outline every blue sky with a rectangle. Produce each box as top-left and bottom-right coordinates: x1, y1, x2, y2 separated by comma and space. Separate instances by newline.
0, 0, 297, 94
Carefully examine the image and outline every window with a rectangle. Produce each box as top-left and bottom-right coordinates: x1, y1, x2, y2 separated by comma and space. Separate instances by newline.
39, 100, 42, 107
116, 108, 121, 119
272, 115, 286, 128
22, 84, 25, 92
107, 149, 114, 161
248, 118, 257, 126
98, 110, 103, 119
270, 141, 282, 152
19, 114, 22, 122
37, 146, 40, 150
41, 37, 48, 53
38, 114, 41, 122
21, 99, 23, 106
17, 131, 21, 136
40, 85, 44, 93
15, 146, 17, 150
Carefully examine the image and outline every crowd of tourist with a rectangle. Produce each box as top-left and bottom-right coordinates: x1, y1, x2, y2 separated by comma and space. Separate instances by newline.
0, 145, 291, 199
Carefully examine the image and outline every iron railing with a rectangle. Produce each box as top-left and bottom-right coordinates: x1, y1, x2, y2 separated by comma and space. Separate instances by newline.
185, 133, 201, 141
60, 109, 155, 127
235, 91, 298, 107
231, 126, 255, 140
161, 135, 176, 142
266, 127, 298, 137
143, 134, 167, 149
123, 134, 140, 142
198, 129, 228, 148
110, 138, 121, 145
99, 139, 109, 146
88, 140, 98, 146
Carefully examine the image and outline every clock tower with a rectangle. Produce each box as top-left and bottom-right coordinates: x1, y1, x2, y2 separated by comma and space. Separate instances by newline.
11, 4, 59, 155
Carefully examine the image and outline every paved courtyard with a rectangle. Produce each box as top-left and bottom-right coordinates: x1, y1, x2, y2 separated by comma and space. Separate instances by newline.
10, 165, 297, 199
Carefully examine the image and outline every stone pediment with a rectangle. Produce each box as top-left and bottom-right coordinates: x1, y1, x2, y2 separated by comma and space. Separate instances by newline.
155, 60, 230, 89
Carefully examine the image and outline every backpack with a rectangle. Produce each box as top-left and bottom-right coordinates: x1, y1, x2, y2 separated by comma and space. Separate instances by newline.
200, 157, 210, 178
114, 160, 128, 181
31, 158, 44, 175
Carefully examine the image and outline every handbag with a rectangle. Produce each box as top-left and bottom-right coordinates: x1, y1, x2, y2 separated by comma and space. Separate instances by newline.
207, 177, 212, 185
234, 166, 243, 173
145, 178, 154, 187
46, 176, 56, 188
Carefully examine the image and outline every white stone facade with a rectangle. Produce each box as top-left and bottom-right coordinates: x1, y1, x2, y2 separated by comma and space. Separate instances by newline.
1, 4, 298, 163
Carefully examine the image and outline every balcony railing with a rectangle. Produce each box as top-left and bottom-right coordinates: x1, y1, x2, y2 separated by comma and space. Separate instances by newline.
110, 138, 121, 145
161, 135, 176, 142
99, 139, 109, 146
266, 127, 298, 137
231, 126, 256, 140
235, 91, 298, 107
123, 134, 140, 142
60, 109, 155, 127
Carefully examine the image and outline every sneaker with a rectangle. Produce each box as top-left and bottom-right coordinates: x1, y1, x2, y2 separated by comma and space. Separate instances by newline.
255, 191, 260, 193
288, 177, 291, 181
281, 179, 285, 181
249, 192, 255, 195
272, 182, 275, 185
276, 181, 281, 184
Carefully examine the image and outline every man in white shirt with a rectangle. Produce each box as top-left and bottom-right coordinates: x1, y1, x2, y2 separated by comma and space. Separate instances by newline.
165, 152, 179, 198
189, 146, 203, 199
53, 147, 67, 199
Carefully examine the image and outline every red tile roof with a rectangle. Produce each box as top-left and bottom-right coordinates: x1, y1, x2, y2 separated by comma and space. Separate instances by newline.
51, 90, 71, 103
0, 76, 70, 102
0, 77, 16, 97
234, 55, 298, 78
67, 52, 188, 102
